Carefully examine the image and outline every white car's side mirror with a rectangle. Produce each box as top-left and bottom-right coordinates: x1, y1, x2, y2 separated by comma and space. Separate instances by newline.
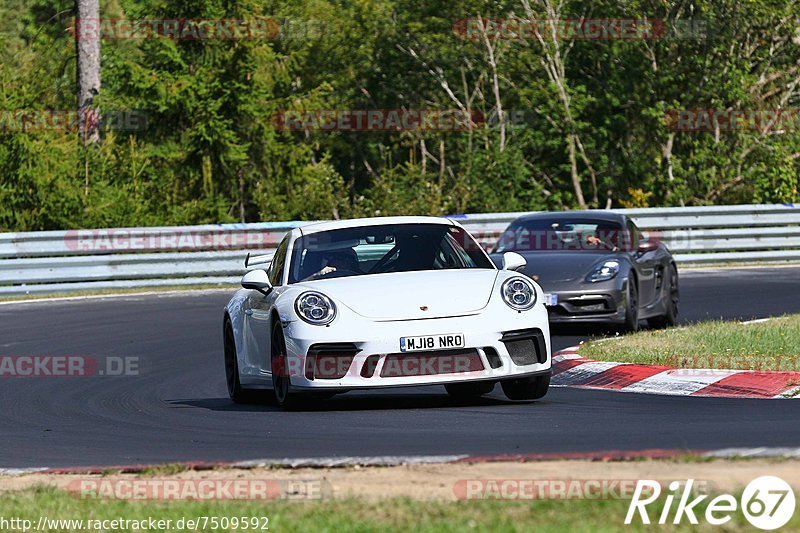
502, 251, 527, 272
241, 269, 272, 294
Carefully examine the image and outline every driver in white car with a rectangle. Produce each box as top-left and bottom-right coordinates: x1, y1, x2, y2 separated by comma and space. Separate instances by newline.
303, 248, 360, 280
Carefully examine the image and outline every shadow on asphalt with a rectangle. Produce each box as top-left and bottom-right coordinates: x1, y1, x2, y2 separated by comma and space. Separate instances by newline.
166, 388, 540, 412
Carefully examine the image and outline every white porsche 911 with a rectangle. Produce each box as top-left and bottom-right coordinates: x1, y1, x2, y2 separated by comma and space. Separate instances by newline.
222, 216, 551, 409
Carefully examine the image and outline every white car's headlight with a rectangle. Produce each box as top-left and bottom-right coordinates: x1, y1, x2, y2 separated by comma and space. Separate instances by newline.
501, 277, 537, 311
586, 260, 620, 282
295, 291, 337, 325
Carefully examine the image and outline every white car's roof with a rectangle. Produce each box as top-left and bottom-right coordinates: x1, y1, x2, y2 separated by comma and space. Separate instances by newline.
299, 216, 459, 235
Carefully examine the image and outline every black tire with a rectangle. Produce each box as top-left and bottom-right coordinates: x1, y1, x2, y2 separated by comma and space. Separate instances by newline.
621, 277, 639, 333
224, 319, 260, 404
501, 373, 550, 401
648, 265, 679, 329
271, 320, 310, 410
445, 381, 495, 399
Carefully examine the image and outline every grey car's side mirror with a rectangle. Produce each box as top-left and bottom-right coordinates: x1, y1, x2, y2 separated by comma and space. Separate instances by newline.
241, 269, 272, 294
502, 251, 527, 271
636, 240, 659, 255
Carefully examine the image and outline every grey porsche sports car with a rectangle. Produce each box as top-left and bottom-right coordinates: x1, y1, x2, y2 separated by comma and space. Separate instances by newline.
490, 211, 678, 332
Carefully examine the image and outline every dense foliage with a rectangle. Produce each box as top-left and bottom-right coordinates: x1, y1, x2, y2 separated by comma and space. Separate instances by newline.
1, 0, 798, 231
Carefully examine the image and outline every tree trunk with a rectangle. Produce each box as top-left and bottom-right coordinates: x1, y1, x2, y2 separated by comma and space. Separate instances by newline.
76, 0, 101, 145
567, 134, 587, 209
238, 168, 246, 223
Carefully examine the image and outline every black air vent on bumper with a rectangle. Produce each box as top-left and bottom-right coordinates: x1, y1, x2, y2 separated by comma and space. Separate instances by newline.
500, 329, 547, 366
483, 347, 503, 369
305, 343, 361, 380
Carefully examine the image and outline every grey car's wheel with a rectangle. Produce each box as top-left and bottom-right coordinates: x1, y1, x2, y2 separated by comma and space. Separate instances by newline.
501, 373, 550, 401
271, 321, 310, 410
648, 265, 679, 329
621, 278, 639, 333
224, 320, 259, 404
445, 381, 495, 399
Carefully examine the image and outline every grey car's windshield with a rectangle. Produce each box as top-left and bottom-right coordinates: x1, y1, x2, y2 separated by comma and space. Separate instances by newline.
495, 219, 630, 252
288, 223, 494, 283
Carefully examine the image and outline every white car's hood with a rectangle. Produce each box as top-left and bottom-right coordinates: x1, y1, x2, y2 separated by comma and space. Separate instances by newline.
301, 269, 499, 320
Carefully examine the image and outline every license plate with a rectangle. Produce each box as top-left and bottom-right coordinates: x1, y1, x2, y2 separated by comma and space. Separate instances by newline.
544, 293, 558, 306
400, 333, 464, 352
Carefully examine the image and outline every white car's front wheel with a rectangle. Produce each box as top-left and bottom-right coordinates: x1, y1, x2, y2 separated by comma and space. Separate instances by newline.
271, 321, 309, 410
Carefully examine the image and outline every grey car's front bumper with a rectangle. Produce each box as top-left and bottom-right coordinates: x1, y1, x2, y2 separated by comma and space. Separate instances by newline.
542, 280, 628, 324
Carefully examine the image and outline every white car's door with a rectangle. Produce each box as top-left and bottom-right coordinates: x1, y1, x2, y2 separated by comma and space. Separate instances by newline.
242, 236, 290, 378
243, 289, 275, 377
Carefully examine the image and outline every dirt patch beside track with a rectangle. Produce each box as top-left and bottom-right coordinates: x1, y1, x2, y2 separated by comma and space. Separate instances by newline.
2, 459, 799, 501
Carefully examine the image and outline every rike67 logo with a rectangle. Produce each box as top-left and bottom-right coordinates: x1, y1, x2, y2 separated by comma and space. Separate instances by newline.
626, 476, 795, 530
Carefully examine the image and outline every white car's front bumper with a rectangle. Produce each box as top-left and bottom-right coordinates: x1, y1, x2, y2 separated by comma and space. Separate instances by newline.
280, 301, 551, 390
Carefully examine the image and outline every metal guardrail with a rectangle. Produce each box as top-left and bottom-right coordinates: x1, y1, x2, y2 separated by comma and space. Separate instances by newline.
0, 204, 797, 296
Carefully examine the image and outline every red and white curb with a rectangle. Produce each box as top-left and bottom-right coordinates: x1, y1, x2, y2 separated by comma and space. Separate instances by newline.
552, 347, 800, 399
4, 448, 800, 476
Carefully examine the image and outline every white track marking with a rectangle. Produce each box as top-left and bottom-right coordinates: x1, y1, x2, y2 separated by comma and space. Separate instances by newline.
776, 386, 800, 399
0, 468, 48, 476
231, 455, 470, 468
554, 347, 581, 354
620, 369, 735, 396
704, 448, 800, 459
552, 353, 584, 363
551, 361, 622, 385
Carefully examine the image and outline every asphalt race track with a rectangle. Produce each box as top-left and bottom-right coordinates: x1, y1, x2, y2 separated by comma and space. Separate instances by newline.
1, 267, 800, 468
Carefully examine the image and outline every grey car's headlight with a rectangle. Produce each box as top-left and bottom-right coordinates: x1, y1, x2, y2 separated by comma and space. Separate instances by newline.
295, 291, 336, 325
501, 277, 537, 311
586, 260, 620, 282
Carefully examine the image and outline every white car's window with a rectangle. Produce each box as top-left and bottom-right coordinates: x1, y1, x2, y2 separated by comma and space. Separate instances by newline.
268, 236, 289, 286
288, 223, 493, 283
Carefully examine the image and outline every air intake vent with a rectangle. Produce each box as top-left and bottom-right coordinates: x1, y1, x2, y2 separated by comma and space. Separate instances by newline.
305, 343, 360, 380
484, 347, 503, 369
500, 329, 547, 366
360, 355, 381, 378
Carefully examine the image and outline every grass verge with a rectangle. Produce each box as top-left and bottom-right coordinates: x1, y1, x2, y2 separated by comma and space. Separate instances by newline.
0, 486, 794, 532
578, 314, 800, 371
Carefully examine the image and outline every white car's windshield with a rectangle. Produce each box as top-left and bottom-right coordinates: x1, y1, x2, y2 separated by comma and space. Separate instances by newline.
288, 223, 494, 283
